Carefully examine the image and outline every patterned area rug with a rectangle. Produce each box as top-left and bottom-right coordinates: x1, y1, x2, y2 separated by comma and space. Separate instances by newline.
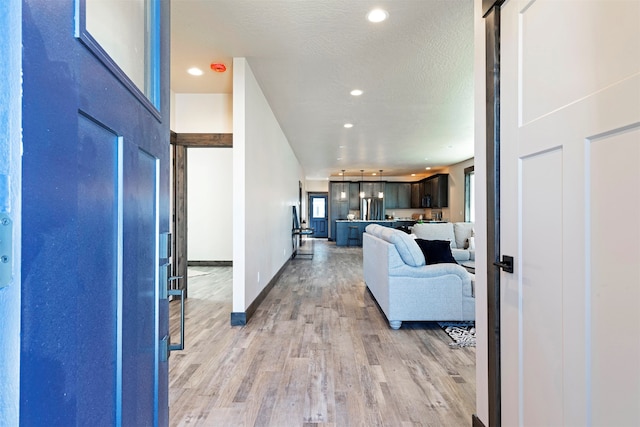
437, 321, 476, 348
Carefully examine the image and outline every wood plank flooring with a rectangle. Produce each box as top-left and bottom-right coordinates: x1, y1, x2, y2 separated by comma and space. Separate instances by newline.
169, 240, 475, 426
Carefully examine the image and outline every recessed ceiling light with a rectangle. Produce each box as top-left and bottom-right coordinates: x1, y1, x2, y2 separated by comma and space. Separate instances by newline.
344, 123, 353, 128
350, 89, 363, 96
411, 174, 416, 177
425, 167, 432, 170
367, 8, 388, 23
187, 67, 203, 76
372, 172, 377, 176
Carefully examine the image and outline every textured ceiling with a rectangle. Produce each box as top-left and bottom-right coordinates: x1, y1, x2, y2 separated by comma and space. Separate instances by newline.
171, 0, 474, 180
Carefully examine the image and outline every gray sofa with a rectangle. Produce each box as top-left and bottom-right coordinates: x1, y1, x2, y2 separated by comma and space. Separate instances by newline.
363, 224, 475, 329
411, 222, 475, 263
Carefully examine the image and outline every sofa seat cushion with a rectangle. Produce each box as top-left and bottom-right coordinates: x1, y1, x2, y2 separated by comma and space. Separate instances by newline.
451, 249, 471, 262
415, 239, 458, 265
412, 222, 457, 248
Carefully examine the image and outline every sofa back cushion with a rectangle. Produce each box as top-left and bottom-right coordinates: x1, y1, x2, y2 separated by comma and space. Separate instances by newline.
366, 224, 426, 267
453, 222, 474, 250
412, 222, 457, 248
380, 227, 426, 267
364, 223, 383, 237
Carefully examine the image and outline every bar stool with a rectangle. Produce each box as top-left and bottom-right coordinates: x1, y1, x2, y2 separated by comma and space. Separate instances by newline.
347, 225, 360, 246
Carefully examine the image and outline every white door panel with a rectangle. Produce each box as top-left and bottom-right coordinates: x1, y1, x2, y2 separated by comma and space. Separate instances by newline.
589, 125, 640, 427
521, 149, 564, 426
520, 0, 640, 125
500, 0, 640, 425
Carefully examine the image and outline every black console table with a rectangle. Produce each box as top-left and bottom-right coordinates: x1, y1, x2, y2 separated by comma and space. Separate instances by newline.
292, 228, 314, 259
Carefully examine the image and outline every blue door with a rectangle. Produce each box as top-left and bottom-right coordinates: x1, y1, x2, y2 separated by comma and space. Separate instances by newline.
20, 0, 169, 425
309, 194, 328, 238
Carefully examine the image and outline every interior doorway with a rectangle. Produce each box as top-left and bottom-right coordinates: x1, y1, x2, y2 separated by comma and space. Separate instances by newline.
170, 132, 233, 298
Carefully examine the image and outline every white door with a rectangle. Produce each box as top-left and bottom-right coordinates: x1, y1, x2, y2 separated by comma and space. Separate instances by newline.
499, 0, 640, 425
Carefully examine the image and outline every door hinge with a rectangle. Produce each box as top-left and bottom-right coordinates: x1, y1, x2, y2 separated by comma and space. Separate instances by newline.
0, 213, 13, 288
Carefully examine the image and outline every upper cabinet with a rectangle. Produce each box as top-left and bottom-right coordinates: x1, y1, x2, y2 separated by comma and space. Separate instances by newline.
331, 181, 349, 203
386, 182, 412, 209
411, 181, 425, 208
349, 182, 360, 210
359, 181, 385, 200
329, 175, 449, 215
423, 174, 449, 208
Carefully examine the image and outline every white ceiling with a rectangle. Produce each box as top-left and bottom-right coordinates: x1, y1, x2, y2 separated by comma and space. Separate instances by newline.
170, 0, 474, 180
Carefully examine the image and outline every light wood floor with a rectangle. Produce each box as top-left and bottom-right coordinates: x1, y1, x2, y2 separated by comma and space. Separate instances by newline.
169, 240, 475, 427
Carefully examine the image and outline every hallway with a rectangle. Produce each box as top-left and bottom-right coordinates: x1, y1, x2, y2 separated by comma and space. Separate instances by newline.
169, 240, 475, 426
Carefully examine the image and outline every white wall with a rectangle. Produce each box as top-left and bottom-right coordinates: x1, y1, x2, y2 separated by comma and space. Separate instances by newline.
187, 148, 233, 261
474, 0, 489, 423
170, 90, 176, 131
172, 93, 233, 261
173, 93, 232, 133
303, 179, 329, 221
306, 179, 328, 193
233, 58, 305, 312
443, 158, 474, 223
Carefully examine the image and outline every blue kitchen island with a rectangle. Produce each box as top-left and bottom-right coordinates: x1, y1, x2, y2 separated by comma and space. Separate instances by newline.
335, 220, 415, 246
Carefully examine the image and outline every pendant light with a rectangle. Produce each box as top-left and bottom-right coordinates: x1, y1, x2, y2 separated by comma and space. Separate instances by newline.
359, 170, 365, 198
340, 170, 347, 200
378, 170, 384, 199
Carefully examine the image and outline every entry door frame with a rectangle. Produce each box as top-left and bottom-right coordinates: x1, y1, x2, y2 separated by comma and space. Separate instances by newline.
0, 0, 22, 423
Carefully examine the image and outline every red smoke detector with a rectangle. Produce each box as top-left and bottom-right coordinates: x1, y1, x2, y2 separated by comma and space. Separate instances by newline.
210, 63, 227, 73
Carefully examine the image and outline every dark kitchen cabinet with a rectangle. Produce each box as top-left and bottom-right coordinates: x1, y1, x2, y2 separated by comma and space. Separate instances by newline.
329, 181, 349, 240
397, 183, 411, 208
386, 182, 411, 209
423, 174, 449, 208
385, 183, 398, 209
411, 181, 425, 208
330, 181, 374, 238
359, 182, 376, 199
349, 182, 361, 210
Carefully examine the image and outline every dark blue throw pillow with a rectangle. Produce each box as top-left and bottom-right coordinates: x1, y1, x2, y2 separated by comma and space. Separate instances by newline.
414, 239, 458, 265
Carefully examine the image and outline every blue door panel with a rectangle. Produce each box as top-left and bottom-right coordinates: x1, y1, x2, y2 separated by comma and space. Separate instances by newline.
21, 2, 87, 418
121, 146, 157, 425
76, 114, 119, 425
